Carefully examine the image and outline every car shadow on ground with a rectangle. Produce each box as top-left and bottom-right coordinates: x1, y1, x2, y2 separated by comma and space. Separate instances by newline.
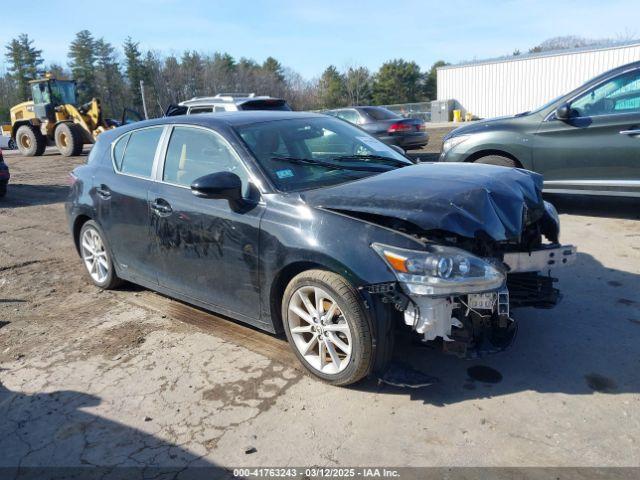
355, 250, 640, 403
0, 382, 233, 478
0, 184, 70, 208
545, 194, 640, 220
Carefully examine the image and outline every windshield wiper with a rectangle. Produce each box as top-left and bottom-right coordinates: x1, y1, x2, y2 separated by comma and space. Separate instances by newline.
330, 154, 409, 167
270, 156, 391, 172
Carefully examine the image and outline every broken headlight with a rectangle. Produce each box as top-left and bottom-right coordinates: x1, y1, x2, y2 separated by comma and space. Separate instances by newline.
372, 243, 505, 296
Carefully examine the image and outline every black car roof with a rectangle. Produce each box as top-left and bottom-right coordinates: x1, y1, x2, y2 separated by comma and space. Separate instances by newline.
121, 111, 325, 131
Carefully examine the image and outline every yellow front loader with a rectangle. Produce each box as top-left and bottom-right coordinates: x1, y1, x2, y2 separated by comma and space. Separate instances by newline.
9, 75, 136, 157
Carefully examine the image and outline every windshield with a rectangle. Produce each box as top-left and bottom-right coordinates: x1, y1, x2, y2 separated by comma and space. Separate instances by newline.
49, 81, 77, 105
235, 116, 411, 192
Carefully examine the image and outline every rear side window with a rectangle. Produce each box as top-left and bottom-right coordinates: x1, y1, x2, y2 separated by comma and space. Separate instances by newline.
239, 99, 291, 111
189, 107, 213, 115
335, 109, 360, 124
117, 127, 163, 178
361, 107, 400, 120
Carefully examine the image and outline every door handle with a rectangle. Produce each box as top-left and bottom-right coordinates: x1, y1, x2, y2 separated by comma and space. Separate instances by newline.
96, 185, 111, 199
150, 199, 173, 216
619, 129, 640, 136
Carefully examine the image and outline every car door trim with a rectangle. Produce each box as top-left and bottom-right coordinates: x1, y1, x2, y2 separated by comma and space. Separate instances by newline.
543, 179, 640, 197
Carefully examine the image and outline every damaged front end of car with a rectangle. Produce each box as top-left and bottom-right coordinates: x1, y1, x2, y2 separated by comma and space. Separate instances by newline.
366, 234, 576, 358
303, 163, 577, 358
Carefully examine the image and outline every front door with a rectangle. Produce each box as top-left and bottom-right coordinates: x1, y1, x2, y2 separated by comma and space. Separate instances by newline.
149, 125, 264, 321
534, 67, 640, 191
96, 126, 165, 284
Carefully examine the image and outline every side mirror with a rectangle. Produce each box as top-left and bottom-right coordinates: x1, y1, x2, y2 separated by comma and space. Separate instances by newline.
555, 103, 572, 121
389, 144, 406, 155
191, 172, 243, 203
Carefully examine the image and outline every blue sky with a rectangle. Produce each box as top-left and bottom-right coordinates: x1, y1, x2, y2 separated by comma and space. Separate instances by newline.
2, 0, 638, 78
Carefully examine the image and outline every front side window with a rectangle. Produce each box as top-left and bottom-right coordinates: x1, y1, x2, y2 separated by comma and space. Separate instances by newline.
162, 126, 249, 189
571, 69, 640, 117
236, 117, 411, 192
49, 81, 77, 105
118, 127, 163, 178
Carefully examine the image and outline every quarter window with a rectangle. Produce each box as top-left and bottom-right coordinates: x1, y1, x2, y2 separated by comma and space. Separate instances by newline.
571, 69, 640, 117
162, 126, 248, 189
119, 127, 163, 178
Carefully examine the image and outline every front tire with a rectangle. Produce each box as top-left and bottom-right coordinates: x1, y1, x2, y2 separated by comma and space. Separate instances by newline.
16, 125, 46, 157
474, 155, 518, 168
78, 220, 121, 289
55, 123, 84, 157
282, 270, 373, 386
0, 182, 6, 198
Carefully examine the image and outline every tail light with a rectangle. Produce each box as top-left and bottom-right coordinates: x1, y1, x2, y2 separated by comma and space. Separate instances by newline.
388, 123, 414, 133
68, 172, 78, 185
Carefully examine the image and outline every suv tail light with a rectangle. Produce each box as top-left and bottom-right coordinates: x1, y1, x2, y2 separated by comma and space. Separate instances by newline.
388, 122, 414, 133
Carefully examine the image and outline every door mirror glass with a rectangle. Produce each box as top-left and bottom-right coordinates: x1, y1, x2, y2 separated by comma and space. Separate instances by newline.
191, 172, 243, 202
555, 103, 572, 120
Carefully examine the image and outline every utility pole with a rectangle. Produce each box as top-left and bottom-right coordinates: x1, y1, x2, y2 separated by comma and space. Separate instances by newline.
140, 80, 149, 120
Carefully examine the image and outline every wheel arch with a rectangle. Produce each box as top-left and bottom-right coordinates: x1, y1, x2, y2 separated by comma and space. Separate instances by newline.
465, 149, 523, 168
11, 120, 36, 139
72, 214, 94, 255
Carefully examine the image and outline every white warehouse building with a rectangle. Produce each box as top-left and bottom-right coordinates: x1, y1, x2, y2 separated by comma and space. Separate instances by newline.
437, 41, 640, 119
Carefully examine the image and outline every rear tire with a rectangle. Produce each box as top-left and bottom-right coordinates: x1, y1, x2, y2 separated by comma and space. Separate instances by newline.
78, 220, 122, 289
474, 155, 518, 168
55, 123, 84, 157
282, 269, 373, 386
16, 125, 46, 157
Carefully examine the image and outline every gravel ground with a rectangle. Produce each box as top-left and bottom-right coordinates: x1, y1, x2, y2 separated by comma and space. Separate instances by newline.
0, 145, 639, 473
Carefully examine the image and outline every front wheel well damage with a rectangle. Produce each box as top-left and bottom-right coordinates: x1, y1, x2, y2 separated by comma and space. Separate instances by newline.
465, 150, 522, 168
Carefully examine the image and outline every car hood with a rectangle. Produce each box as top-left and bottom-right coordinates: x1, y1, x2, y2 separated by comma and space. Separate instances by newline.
300, 163, 545, 242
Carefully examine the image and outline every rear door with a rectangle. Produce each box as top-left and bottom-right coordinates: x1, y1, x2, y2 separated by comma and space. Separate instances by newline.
149, 125, 264, 321
534, 67, 640, 191
96, 126, 166, 284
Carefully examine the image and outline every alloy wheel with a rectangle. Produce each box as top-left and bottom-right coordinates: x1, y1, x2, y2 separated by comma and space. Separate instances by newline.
80, 227, 110, 284
288, 286, 353, 374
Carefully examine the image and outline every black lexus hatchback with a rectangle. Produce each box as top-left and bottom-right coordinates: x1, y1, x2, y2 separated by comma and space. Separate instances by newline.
66, 111, 576, 385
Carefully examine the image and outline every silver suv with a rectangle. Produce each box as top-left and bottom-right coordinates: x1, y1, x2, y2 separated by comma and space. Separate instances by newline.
166, 93, 291, 116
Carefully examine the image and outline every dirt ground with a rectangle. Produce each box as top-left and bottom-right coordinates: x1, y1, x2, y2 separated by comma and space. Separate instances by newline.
1, 138, 639, 474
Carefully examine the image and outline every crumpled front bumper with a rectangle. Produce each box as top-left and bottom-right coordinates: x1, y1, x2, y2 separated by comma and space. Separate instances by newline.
369, 244, 577, 357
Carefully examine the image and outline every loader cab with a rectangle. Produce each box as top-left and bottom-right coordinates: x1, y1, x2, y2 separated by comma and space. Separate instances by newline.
30, 79, 77, 120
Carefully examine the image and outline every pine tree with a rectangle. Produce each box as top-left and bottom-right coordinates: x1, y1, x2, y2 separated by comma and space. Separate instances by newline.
4, 34, 43, 101
95, 38, 126, 117
262, 57, 285, 83
372, 59, 423, 105
318, 65, 346, 108
123, 37, 146, 111
68, 30, 98, 103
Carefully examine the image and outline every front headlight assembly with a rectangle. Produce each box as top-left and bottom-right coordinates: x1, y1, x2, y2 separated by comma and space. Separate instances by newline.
441, 134, 471, 154
372, 243, 505, 296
